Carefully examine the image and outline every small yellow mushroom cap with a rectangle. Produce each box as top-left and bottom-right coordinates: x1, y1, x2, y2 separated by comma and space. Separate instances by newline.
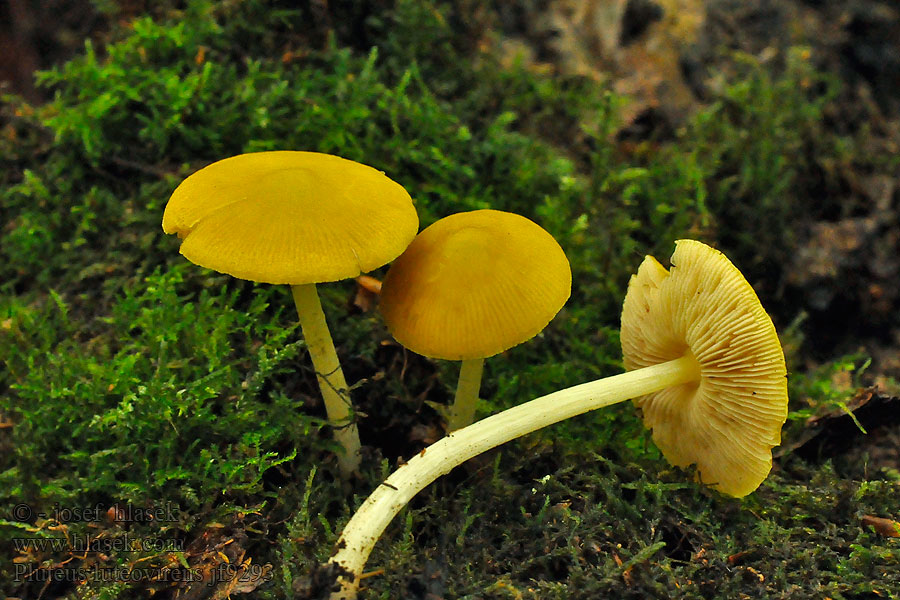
380, 210, 572, 361
162, 151, 418, 284
620, 239, 788, 497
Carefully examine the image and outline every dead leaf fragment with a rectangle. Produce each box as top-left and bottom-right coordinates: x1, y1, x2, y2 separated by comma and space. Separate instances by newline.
612, 551, 635, 586
861, 515, 900, 537
356, 275, 382, 295
727, 550, 756, 565
352, 275, 382, 312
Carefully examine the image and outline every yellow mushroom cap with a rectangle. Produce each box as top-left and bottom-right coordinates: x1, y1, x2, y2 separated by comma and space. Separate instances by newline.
380, 210, 572, 361
620, 239, 788, 497
162, 151, 418, 285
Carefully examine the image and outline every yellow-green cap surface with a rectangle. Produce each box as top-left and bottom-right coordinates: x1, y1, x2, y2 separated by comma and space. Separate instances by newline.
620, 239, 788, 497
380, 210, 571, 361
162, 151, 418, 284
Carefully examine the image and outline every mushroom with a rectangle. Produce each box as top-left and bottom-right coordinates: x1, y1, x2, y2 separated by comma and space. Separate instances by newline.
379, 209, 572, 431
326, 239, 788, 598
619, 240, 788, 495
162, 151, 418, 476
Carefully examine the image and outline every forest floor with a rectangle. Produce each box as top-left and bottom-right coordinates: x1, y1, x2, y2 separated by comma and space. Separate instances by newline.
1, 1, 899, 599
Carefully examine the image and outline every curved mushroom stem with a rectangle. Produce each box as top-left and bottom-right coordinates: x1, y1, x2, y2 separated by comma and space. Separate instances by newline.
291, 283, 362, 477
446, 357, 485, 431
328, 353, 701, 598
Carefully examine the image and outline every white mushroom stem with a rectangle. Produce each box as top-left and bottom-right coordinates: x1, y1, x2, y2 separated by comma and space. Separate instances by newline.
291, 283, 362, 476
446, 357, 485, 431
328, 353, 701, 598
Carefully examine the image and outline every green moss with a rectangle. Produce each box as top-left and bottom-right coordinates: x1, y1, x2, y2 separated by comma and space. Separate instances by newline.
353, 449, 900, 599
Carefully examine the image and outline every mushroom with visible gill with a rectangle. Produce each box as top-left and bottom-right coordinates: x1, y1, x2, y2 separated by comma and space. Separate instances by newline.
379, 209, 572, 431
162, 151, 418, 476
325, 239, 789, 598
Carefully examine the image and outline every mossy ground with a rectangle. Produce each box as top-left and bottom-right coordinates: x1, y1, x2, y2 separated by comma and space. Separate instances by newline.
1, 1, 898, 598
